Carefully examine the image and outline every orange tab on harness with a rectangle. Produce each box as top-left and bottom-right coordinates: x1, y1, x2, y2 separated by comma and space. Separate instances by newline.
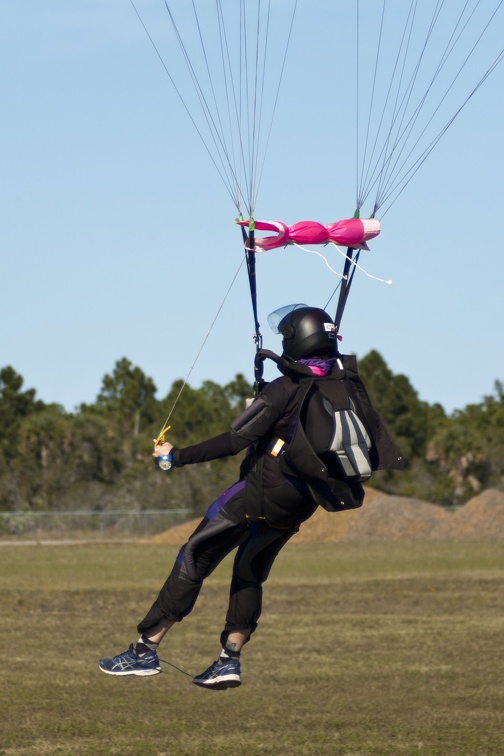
268, 438, 286, 457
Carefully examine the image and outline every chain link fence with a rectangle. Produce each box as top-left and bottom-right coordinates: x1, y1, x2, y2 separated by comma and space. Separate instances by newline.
0, 509, 194, 540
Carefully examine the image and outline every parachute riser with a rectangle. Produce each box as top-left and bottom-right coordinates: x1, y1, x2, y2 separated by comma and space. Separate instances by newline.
239, 219, 263, 388
334, 245, 361, 335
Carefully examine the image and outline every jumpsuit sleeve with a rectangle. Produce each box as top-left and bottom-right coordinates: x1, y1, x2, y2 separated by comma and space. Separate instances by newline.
170, 379, 292, 468
171, 431, 246, 467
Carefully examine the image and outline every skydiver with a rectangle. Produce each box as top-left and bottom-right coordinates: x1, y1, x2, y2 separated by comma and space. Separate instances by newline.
99, 305, 404, 689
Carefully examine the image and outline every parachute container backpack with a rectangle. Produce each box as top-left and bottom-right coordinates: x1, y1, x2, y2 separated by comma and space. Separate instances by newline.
281, 362, 376, 511
258, 305, 380, 512
280, 360, 374, 487
321, 394, 372, 482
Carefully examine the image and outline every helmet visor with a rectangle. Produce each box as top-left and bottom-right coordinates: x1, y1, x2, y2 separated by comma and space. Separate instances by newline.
267, 303, 308, 334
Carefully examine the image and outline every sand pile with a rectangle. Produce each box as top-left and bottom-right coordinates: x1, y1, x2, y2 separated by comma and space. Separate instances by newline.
345, 496, 450, 540
291, 486, 382, 543
148, 487, 504, 544
149, 520, 198, 545
434, 489, 504, 541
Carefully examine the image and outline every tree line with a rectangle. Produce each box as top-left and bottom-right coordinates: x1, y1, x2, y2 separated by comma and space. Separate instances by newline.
0, 353, 502, 526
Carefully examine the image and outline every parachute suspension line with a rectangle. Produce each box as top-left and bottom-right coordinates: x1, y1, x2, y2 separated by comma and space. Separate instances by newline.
155, 256, 246, 440
377, 3, 504, 214
244, 0, 260, 215
250, 0, 270, 215
324, 284, 342, 317
156, 0, 262, 215
355, 0, 360, 206
131, 0, 297, 218
357, 0, 424, 211
238, 0, 258, 215
372, 0, 433, 213
251, 0, 299, 214
129, 0, 240, 211
238, 0, 297, 215
215, 3, 241, 211
354, 0, 504, 217
233, 0, 298, 215
163, 0, 245, 211
356, 0, 387, 213
252, 1, 271, 215
191, 0, 240, 210
379, 43, 504, 217
360, 0, 418, 210
372, 0, 468, 212
216, 0, 252, 214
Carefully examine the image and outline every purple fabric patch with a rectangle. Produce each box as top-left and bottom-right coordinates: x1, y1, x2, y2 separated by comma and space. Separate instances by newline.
176, 480, 246, 565
298, 357, 336, 375
205, 480, 246, 521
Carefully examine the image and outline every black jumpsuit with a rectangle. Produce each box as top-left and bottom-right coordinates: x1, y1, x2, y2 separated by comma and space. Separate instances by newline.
137, 358, 404, 645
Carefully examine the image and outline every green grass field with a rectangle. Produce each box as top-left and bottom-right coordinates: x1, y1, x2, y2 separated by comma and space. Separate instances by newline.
1, 540, 503, 755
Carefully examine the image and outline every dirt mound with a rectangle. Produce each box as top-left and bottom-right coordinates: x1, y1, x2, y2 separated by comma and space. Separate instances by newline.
148, 487, 504, 544
435, 489, 504, 541
149, 519, 200, 545
293, 488, 452, 542
291, 485, 382, 543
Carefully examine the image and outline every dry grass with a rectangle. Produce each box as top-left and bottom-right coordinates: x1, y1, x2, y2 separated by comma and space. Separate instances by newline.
1, 540, 503, 755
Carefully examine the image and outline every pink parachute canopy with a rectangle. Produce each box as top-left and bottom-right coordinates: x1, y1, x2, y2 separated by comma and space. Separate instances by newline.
236, 217, 380, 251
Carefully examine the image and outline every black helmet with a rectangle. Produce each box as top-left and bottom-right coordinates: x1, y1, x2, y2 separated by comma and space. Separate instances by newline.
269, 304, 337, 360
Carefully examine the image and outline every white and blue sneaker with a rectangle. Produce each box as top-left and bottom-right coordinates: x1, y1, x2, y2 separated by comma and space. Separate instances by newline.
99, 643, 162, 677
192, 659, 241, 690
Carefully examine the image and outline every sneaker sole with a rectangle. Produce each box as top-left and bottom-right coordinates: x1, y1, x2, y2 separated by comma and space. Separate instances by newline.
192, 677, 241, 690
99, 664, 162, 677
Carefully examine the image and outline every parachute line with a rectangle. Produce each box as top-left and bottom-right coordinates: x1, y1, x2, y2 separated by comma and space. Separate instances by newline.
354, 0, 504, 216
249, 0, 299, 212
376, 1, 504, 213
128, 0, 241, 210
156, 255, 246, 432
379, 43, 504, 216
130, 1, 298, 218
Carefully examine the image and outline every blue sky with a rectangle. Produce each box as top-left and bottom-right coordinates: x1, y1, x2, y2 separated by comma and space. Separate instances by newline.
1, 1, 503, 419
